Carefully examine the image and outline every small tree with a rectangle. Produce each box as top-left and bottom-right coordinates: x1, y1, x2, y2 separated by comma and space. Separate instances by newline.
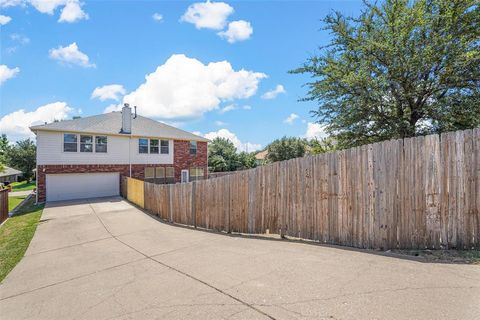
237, 151, 257, 170
266, 137, 307, 162
308, 137, 338, 155
0, 134, 9, 165
292, 0, 480, 148
6, 138, 36, 181
208, 138, 239, 172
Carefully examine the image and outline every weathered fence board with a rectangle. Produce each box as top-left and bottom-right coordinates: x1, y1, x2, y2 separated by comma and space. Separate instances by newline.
125, 128, 480, 250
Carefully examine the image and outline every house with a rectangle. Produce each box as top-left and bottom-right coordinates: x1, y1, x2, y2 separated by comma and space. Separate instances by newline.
0, 166, 22, 184
30, 104, 208, 202
254, 150, 268, 166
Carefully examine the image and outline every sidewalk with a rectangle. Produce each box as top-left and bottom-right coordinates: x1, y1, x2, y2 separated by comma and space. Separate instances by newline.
8, 190, 33, 197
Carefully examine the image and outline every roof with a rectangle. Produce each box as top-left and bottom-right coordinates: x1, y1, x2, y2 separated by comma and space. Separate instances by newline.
30, 111, 209, 142
255, 150, 268, 160
0, 166, 22, 178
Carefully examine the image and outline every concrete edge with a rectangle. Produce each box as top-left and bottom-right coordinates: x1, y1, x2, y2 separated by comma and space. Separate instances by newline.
8, 193, 34, 217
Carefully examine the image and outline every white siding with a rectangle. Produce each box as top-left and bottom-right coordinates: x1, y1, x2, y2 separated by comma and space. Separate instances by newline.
36, 131, 174, 165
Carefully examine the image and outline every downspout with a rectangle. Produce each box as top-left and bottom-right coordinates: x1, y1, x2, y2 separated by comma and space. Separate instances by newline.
129, 135, 132, 177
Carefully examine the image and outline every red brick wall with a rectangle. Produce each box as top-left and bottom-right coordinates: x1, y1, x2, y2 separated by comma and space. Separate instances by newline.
173, 141, 208, 181
36, 140, 208, 202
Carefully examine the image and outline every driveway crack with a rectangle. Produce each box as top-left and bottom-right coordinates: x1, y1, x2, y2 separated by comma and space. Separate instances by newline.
89, 203, 277, 320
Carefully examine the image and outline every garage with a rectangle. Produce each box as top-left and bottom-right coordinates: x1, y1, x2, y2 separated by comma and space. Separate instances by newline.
46, 172, 120, 202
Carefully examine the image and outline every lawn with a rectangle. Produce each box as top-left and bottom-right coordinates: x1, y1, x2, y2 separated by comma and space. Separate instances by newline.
8, 195, 27, 212
10, 180, 36, 192
0, 197, 43, 282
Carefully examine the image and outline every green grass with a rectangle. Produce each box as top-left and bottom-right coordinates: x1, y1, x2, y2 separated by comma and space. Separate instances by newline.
8, 196, 27, 212
10, 181, 36, 192
0, 197, 43, 282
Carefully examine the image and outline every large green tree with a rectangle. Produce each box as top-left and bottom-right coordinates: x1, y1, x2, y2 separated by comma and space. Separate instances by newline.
5, 139, 36, 181
266, 137, 307, 162
293, 0, 480, 148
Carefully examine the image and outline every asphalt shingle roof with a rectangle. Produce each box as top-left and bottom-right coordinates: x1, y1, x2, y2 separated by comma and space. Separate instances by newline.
0, 166, 22, 177
30, 111, 209, 142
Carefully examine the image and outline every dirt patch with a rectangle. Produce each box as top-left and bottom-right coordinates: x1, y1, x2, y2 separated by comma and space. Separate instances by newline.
387, 249, 480, 264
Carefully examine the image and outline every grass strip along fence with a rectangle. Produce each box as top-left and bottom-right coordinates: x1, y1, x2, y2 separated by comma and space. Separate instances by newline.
123, 128, 480, 250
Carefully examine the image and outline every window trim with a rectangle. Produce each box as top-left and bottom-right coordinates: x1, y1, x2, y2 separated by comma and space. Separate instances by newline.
139, 138, 149, 154
95, 136, 108, 153
189, 141, 197, 155
150, 139, 159, 154
160, 140, 169, 154
63, 133, 78, 152
80, 135, 93, 153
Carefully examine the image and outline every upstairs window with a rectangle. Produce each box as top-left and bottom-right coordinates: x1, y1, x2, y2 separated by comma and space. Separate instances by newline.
139, 138, 148, 154
95, 136, 107, 153
160, 140, 169, 154
64, 133, 77, 152
190, 141, 197, 155
80, 135, 93, 152
150, 139, 159, 154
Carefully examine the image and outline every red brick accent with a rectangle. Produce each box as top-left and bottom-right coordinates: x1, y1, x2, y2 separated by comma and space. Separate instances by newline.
173, 141, 208, 181
36, 140, 208, 202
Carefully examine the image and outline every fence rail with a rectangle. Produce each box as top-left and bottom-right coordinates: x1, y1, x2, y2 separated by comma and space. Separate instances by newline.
124, 128, 480, 250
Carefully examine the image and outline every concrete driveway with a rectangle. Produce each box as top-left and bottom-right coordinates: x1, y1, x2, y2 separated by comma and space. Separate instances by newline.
0, 197, 479, 320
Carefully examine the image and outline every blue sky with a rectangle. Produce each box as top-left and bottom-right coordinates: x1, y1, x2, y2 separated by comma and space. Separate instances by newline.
0, 0, 363, 151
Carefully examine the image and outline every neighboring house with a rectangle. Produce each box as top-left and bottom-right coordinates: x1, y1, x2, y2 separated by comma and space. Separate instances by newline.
30, 104, 208, 202
0, 166, 22, 183
254, 150, 268, 166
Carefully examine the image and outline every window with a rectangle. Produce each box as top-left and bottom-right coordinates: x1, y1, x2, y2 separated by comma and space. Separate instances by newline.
95, 136, 107, 153
145, 167, 155, 183
139, 138, 148, 153
190, 141, 197, 155
80, 135, 93, 152
150, 139, 159, 154
64, 133, 77, 152
189, 168, 204, 181
160, 140, 169, 154
155, 167, 165, 184
166, 167, 175, 184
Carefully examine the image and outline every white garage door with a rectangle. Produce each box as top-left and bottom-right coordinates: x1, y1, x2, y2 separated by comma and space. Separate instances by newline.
46, 172, 120, 202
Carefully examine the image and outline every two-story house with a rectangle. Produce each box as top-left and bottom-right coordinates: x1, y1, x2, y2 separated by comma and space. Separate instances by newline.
30, 104, 208, 202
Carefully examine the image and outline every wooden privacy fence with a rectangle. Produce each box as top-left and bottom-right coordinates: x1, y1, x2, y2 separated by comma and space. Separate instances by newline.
124, 128, 480, 250
0, 189, 9, 224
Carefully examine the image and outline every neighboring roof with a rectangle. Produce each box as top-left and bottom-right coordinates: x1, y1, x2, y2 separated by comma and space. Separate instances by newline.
30, 111, 209, 142
0, 166, 22, 178
255, 150, 268, 160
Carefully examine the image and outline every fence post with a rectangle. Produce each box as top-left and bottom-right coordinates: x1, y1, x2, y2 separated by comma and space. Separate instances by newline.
168, 185, 173, 223
192, 181, 196, 228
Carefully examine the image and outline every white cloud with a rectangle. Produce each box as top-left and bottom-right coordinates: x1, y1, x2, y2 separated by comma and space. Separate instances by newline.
123, 54, 266, 120
0, 65, 20, 85
58, 0, 88, 23
29, 0, 66, 14
0, 102, 73, 141
218, 20, 252, 43
243, 105, 251, 110
0, 0, 25, 8
203, 128, 261, 152
0, 14, 12, 25
49, 42, 95, 68
284, 113, 299, 125
1, 1, 88, 23
152, 13, 163, 22
103, 104, 122, 113
214, 120, 226, 126
305, 122, 328, 140
261, 84, 286, 100
181, 1, 233, 30
91, 84, 126, 101
219, 104, 236, 114
10, 33, 29, 44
